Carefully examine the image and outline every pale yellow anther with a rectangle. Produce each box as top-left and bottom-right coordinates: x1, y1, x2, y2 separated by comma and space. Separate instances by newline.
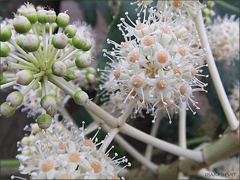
42, 160, 54, 172
129, 52, 140, 63
90, 161, 102, 173
68, 152, 80, 163
156, 79, 168, 90
157, 51, 168, 63
143, 36, 154, 46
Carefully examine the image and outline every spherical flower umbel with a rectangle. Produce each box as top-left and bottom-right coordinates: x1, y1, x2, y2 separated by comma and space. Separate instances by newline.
99, 4, 207, 123
208, 15, 239, 61
0, 3, 94, 125
16, 117, 129, 179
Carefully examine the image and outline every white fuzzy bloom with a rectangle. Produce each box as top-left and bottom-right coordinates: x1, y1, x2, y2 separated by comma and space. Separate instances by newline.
208, 15, 239, 61
16, 117, 127, 179
99, 4, 207, 123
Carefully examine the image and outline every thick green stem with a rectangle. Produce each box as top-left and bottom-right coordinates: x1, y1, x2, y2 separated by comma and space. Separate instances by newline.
192, 10, 239, 131
10, 62, 38, 71
21, 77, 42, 96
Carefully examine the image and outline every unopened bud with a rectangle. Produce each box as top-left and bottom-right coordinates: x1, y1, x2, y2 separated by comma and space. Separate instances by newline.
64, 25, 77, 38
202, 8, 209, 16
16, 35, 24, 48
45, 10, 56, 23
37, 114, 52, 129
206, 1, 215, 8
0, 26, 12, 42
31, 123, 40, 133
86, 73, 95, 83
0, 102, 16, 118
49, 89, 57, 96
72, 33, 87, 49
22, 5, 38, 24
37, 9, 47, 23
75, 53, 92, 68
40, 95, 57, 112
81, 38, 92, 51
74, 90, 89, 105
6, 91, 23, 107
208, 10, 215, 17
22, 34, 40, 52
16, 70, 33, 85
13, 15, 31, 34
52, 61, 67, 76
63, 70, 76, 81
52, 33, 68, 49
0, 43, 10, 57
86, 67, 96, 74
56, 12, 70, 27
21, 137, 29, 145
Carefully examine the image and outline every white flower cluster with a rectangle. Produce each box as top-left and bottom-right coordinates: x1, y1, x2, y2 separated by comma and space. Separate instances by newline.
208, 15, 239, 61
99, 4, 207, 123
16, 117, 128, 179
229, 83, 239, 120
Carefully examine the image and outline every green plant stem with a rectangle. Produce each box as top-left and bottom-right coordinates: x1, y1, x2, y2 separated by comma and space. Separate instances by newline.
215, 1, 239, 13
0, 159, 20, 167
10, 62, 38, 71
192, 9, 239, 131
21, 77, 42, 96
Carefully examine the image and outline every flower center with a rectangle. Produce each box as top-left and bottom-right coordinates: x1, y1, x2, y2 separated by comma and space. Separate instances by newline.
191, 67, 196, 77
173, 67, 182, 77
129, 52, 140, 63
173, 0, 183, 7
136, 23, 146, 30
121, 42, 130, 50
132, 76, 144, 88
180, 85, 187, 95
84, 140, 93, 147
90, 161, 102, 173
114, 70, 121, 79
68, 152, 80, 163
157, 51, 168, 63
156, 79, 168, 90
163, 26, 171, 34
143, 36, 154, 46
59, 174, 72, 179
178, 47, 186, 56
103, 154, 110, 161
42, 160, 54, 172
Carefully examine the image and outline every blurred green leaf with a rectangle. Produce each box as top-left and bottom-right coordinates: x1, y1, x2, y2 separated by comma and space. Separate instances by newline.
203, 58, 239, 127
78, 0, 97, 27
212, 0, 239, 18
96, 1, 113, 25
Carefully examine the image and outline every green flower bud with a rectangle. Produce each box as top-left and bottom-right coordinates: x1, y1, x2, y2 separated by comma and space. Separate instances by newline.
64, 25, 77, 38
46, 107, 57, 116
28, 135, 36, 143
209, 10, 215, 17
206, 1, 215, 8
0, 25, 12, 42
36, 89, 42, 97
81, 38, 92, 51
33, 82, 40, 90
86, 67, 96, 74
40, 95, 57, 112
49, 89, 57, 96
204, 17, 211, 24
45, 23, 50, 32
202, 8, 209, 16
22, 34, 40, 52
37, 9, 47, 23
0, 73, 2, 81
16, 35, 24, 48
56, 12, 70, 27
0, 77, 8, 85
16, 70, 33, 85
63, 70, 76, 81
37, 114, 52, 129
56, 96, 62, 106
22, 5, 38, 24
45, 10, 56, 23
75, 53, 92, 68
6, 91, 23, 107
74, 90, 89, 105
0, 102, 16, 118
72, 34, 87, 49
52, 33, 68, 49
12, 15, 31, 34
52, 61, 67, 77
17, 5, 26, 15
86, 73, 95, 83
0, 59, 11, 72
0, 43, 10, 57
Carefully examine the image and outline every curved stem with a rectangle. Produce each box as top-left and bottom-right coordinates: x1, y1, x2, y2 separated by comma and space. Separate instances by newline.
215, 1, 239, 13
145, 111, 161, 161
192, 10, 239, 131
120, 123, 203, 163
21, 77, 41, 96
179, 102, 187, 149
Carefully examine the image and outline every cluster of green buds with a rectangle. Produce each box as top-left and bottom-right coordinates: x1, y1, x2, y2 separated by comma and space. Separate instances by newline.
202, 1, 216, 24
0, 3, 94, 129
